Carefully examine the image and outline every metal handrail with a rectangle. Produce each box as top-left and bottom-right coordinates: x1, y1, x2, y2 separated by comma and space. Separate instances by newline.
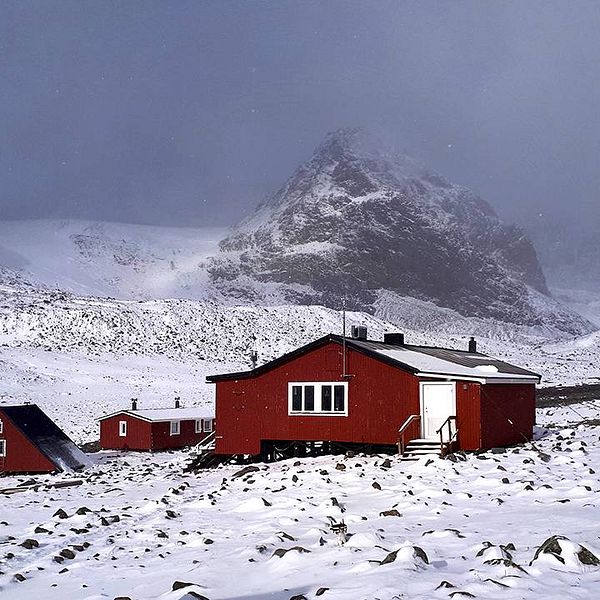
436, 415, 458, 456
397, 414, 421, 455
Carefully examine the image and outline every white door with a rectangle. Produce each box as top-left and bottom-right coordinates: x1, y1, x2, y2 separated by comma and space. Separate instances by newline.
420, 382, 456, 439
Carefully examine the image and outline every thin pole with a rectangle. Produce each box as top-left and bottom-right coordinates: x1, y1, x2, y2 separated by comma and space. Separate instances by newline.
342, 299, 347, 377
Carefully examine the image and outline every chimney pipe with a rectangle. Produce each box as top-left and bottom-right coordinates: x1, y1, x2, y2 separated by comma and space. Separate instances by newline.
175, 397, 181, 409
131, 398, 138, 411
468, 337, 477, 353
384, 332, 405, 345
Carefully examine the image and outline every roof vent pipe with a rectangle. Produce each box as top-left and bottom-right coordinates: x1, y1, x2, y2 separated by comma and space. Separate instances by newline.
351, 325, 368, 340
131, 398, 138, 411
175, 397, 181, 409
468, 337, 477, 353
384, 332, 405, 345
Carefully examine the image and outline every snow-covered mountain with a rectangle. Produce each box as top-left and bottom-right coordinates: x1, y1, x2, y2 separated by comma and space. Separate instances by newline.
0, 219, 226, 299
211, 128, 589, 335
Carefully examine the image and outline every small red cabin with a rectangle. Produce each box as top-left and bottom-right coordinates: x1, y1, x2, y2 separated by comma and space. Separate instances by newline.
206, 332, 541, 458
99, 401, 215, 451
0, 404, 88, 474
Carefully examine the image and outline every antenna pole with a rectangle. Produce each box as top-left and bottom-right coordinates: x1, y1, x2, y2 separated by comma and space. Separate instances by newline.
342, 299, 347, 377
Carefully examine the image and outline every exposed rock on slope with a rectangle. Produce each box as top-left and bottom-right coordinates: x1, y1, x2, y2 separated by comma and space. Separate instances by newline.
211, 129, 587, 334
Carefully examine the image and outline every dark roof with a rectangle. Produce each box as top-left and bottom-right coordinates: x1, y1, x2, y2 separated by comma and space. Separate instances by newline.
206, 334, 541, 383
1, 404, 88, 472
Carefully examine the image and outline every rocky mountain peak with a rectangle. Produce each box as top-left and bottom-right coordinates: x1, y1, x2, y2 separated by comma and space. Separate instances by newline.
210, 130, 588, 334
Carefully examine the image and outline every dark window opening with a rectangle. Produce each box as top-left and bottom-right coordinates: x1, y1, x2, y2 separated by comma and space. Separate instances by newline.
304, 385, 315, 411
334, 385, 345, 412
321, 385, 332, 411
292, 386, 302, 412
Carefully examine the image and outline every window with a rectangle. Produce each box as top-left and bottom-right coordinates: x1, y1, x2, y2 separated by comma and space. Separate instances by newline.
170, 421, 180, 436
202, 418, 213, 433
119, 421, 127, 437
0, 440, 6, 457
0, 419, 3, 434
195, 419, 202, 434
288, 382, 348, 416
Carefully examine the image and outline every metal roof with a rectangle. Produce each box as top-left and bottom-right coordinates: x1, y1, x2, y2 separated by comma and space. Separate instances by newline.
0, 404, 88, 472
206, 334, 541, 384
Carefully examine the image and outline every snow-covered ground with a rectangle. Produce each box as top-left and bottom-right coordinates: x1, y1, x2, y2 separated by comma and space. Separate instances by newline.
1, 405, 600, 600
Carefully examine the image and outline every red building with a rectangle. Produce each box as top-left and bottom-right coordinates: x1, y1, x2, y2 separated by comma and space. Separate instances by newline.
206, 331, 540, 459
0, 404, 88, 474
99, 401, 215, 451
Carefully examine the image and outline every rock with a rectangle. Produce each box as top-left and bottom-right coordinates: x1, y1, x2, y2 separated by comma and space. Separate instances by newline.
172, 581, 196, 591
449, 593, 475, 598
379, 509, 401, 517
335, 463, 346, 471
380, 550, 398, 565
316, 588, 329, 596
372, 481, 381, 490
53, 508, 69, 519
380, 458, 392, 469
59, 548, 76, 559
272, 546, 311, 558
34, 526, 50, 534
436, 581, 455, 589
232, 466, 260, 479
76, 507, 92, 515
262, 498, 272, 507
13, 573, 26, 582
20, 538, 39, 549
289, 596, 307, 600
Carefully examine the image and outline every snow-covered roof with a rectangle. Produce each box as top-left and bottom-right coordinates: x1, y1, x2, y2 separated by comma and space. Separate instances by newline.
352, 340, 540, 383
98, 407, 214, 422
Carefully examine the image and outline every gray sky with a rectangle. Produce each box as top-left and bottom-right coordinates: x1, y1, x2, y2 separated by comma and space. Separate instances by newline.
1, 1, 599, 232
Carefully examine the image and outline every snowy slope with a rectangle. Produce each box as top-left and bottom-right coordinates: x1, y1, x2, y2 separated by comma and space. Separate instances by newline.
0, 219, 226, 299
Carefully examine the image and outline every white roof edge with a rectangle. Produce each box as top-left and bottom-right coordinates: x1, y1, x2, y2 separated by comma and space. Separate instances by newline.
416, 372, 539, 385
97, 409, 214, 422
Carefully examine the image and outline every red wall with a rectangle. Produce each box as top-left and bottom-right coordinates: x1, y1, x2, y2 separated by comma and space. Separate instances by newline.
480, 384, 536, 448
100, 413, 211, 450
215, 341, 422, 455
150, 419, 211, 450
0, 410, 57, 473
455, 381, 482, 450
100, 413, 152, 450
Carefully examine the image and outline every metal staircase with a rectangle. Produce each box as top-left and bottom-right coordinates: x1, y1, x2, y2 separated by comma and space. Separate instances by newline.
397, 415, 458, 461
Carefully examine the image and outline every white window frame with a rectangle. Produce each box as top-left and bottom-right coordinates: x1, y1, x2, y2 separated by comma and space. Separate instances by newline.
195, 419, 202, 434
119, 421, 127, 437
202, 418, 213, 433
288, 382, 348, 416
0, 419, 3, 434
170, 420, 180, 436
0, 439, 6, 457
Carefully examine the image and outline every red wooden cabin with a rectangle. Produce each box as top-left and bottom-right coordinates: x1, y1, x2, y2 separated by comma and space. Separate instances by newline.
99, 400, 215, 451
206, 331, 540, 459
0, 404, 88, 474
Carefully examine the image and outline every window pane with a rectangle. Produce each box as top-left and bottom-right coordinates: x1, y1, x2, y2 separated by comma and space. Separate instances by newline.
304, 386, 315, 411
334, 385, 345, 412
292, 386, 302, 411
0, 440, 6, 456
321, 385, 332, 411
